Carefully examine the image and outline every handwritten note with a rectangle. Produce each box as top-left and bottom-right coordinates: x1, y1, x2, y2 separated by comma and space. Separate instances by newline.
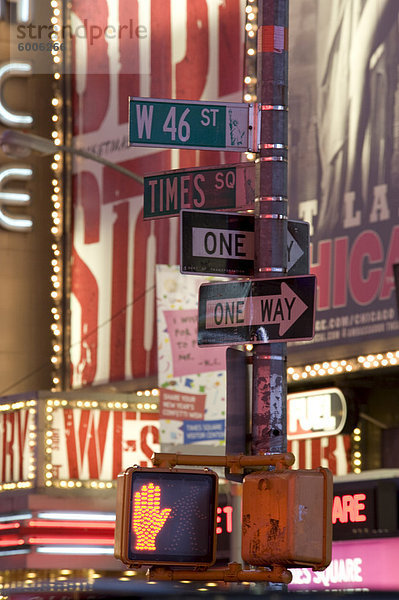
164, 309, 226, 377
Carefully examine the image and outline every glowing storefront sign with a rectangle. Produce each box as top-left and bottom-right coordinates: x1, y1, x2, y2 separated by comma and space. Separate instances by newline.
290, 537, 399, 591
332, 493, 367, 525
0, 62, 33, 127
288, 387, 347, 440
0, 165, 33, 231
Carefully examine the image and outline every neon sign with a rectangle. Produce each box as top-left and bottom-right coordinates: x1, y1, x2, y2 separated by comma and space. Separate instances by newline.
332, 493, 367, 524
288, 388, 347, 439
332, 479, 398, 540
0, 62, 33, 127
0, 166, 33, 231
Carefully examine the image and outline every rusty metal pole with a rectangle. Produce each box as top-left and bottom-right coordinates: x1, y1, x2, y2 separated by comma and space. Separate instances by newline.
252, 0, 289, 456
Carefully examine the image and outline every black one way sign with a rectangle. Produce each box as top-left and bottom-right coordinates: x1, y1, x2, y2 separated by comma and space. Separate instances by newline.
181, 210, 254, 277
198, 275, 316, 346
181, 210, 309, 277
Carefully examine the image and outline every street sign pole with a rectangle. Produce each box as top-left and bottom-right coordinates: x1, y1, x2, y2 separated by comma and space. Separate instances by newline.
252, 0, 289, 457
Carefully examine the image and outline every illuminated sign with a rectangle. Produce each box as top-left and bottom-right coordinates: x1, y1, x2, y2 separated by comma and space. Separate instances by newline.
0, 62, 33, 127
332, 493, 366, 524
332, 478, 398, 540
289, 537, 399, 591
0, 165, 33, 231
0, 0, 31, 23
288, 388, 347, 440
115, 467, 218, 567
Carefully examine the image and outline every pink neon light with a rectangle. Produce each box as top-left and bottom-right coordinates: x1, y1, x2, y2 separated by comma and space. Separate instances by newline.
0, 522, 20, 530
0, 536, 24, 547
28, 520, 115, 529
27, 537, 114, 545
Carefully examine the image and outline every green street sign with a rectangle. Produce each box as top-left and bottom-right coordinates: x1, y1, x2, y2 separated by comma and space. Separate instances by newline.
129, 97, 251, 151
143, 163, 255, 219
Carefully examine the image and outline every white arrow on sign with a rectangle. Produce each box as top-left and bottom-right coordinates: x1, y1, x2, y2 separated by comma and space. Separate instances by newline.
205, 282, 308, 336
287, 229, 304, 272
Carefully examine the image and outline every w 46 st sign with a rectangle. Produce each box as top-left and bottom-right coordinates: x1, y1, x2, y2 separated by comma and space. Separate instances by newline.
198, 276, 316, 346
129, 97, 253, 151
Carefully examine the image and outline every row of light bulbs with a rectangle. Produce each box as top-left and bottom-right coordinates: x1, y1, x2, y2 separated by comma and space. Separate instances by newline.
244, 0, 257, 103
49, 0, 63, 391
0, 569, 240, 592
287, 350, 399, 382
244, 0, 258, 146
0, 394, 367, 490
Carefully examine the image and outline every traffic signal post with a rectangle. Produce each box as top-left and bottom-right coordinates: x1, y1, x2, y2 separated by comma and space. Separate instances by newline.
251, 0, 289, 456
115, 453, 295, 584
115, 453, 332, 583
116, 0, 333, 585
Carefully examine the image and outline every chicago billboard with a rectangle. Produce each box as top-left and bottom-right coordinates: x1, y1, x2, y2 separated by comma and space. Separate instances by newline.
288, 0, 399, 363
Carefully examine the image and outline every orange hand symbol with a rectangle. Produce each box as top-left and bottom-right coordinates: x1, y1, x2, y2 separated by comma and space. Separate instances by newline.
132, 482, 171, 551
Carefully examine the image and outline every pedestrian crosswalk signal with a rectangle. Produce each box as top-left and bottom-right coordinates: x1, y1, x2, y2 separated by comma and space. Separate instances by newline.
115, 466, 218, 567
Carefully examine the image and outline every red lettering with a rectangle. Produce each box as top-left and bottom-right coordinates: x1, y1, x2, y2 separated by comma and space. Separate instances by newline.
1, 413, 14, 482
310, 240, 331, 310
322, 436, 336, 474
140, 425, 159, 466
112, 411, 123, 480
288, 435, 351, 476
333, 237, 348, 308
72, 0, 110, 133
150, 0, 172, 98
219, 0, 242, 96
110, 203, 129, 380
8, 413, 14, 477
132, 210, 176, 378
342, 494, 354, 522
332, 494, 344, 524
176, 0, 208, 100
353, 493, 367, 522
380, 225, 399, 300
86, 410, 110, 478
118, 0, 140, 123
332, 493, 367, 524
77, 173, 100, 244
71, 249, 99, 386
64, 409, 78, 479
114, 412, 141, 479
1, 414, 5, 482
64, 409, 110, 479
17, 410, 29, 481
223, 506, 233, 533
349, 230, 383, 305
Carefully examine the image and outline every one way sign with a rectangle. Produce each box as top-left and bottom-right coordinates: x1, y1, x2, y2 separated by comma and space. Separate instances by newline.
181, 211, 309, 277
198, 275, 316, 346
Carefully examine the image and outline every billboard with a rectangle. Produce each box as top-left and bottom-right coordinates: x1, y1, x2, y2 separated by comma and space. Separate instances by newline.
290, 537, 399, 591
288, 0, 399, 364
50, 405, 159, 481
156, 265, 226, 448
70, 0, 245, 386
